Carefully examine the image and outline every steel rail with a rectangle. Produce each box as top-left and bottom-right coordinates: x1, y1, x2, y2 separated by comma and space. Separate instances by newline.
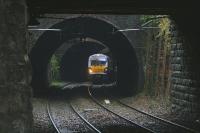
70, 103, 102, 133
46, 101, 61, 133
117, 100, 199, 133
87, 87, 155, 133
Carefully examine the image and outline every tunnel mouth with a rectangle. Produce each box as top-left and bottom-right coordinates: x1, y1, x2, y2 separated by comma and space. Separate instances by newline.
30, 16, 140, 95
48, 37, 116, 86
59, 39, 112, 82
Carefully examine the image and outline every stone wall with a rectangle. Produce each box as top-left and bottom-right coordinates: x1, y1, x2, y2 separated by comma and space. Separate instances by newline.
170, 21, 200, 121
0, 0, 32, 132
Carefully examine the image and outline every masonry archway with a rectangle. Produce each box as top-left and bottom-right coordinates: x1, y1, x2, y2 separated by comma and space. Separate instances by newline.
30, 16, 141, 95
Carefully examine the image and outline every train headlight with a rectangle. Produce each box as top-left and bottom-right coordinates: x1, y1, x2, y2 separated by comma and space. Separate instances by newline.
88, 68, 93, 74
104, 68, 108, 73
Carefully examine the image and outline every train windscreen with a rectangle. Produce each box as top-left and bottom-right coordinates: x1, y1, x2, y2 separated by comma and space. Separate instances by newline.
91, 60, 107, 66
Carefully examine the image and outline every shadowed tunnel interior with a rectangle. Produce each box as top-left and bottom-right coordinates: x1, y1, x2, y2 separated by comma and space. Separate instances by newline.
60, 41, 106, 82
30, 17, 141, 95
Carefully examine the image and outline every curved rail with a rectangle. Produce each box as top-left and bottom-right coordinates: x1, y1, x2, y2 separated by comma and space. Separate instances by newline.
103, 88, 199, 133
70, 103, 102, 133
117, 100, 199, 133
46, 101, 61, 133
87, 87, 155, 133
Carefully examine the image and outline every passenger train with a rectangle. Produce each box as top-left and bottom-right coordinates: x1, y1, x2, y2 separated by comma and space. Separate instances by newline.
88, 54, 110, 83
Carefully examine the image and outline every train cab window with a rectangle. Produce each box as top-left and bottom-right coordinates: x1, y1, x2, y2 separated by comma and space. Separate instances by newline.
91, 60, 107, 66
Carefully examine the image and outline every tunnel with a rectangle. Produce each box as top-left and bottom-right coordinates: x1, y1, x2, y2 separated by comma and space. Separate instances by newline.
30, 16, 141, 95
60, 40, 107, 82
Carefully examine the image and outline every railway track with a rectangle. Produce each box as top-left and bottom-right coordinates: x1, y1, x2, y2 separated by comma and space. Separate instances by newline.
69, 103, 101, 133
92, 89, 199, 133
70, 88, 152, 133
46, 101, 62, 133
116, 99, 199, 133
47, 100, 97, 133
45, 87, 198, 133
87, 87, 154, 133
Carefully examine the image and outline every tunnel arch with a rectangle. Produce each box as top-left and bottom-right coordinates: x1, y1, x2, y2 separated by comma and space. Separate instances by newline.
53, 37, 110, 60
59, 39, 109, 82
30, 16, 141, 95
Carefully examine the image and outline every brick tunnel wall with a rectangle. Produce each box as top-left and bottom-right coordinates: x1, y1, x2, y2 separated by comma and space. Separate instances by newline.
0, 0, 32, 132
170, 21, 200, 121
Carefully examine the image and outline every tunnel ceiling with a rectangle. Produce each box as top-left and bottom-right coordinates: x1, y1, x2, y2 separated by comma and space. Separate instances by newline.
30, 17, 140, 94
27, 0, 197, 14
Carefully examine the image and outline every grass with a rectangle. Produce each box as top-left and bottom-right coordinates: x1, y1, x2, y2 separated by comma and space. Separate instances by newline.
49, 81, 67, 89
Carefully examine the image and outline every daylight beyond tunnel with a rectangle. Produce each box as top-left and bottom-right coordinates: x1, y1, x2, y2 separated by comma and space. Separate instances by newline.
30, 16, 141, 94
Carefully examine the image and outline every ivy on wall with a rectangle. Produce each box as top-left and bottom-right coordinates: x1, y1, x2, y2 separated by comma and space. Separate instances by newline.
50, 54, 61, 82
141, 15, 171, 97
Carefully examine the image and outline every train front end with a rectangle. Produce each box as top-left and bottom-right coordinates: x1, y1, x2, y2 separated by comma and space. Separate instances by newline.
88, 54, 109, 83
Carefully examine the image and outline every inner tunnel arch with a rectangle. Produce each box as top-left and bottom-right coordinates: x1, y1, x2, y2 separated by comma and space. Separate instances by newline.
30, 16, 142, 95
59, 39, 108, 82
